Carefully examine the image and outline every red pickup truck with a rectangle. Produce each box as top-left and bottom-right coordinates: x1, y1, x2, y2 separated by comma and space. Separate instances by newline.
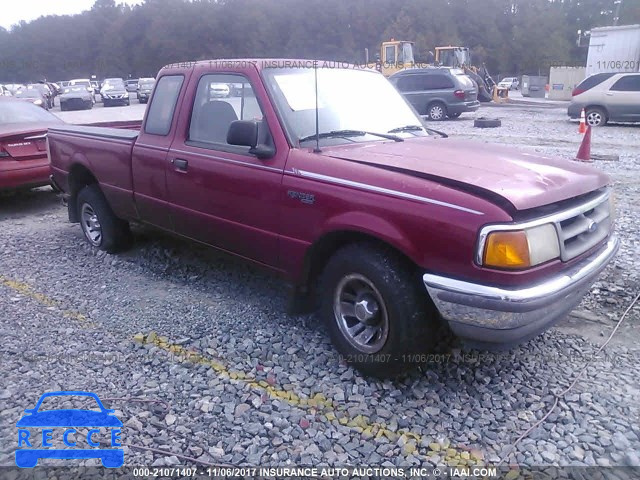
49, 59, 618, 377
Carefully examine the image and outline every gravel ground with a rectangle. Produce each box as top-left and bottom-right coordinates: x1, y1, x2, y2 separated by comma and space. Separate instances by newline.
1, 104, 639, 472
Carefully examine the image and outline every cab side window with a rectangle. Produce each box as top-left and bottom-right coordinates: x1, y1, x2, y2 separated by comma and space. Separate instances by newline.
610, 75, 640, 92
144, 75, 184, 135
188, 74, 263, 147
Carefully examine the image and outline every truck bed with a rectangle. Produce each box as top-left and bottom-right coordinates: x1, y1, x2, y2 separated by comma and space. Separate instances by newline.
48, 124, 140, 221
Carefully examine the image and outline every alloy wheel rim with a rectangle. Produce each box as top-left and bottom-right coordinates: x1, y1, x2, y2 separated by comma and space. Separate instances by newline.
586, 112, 601, 126
81, 203, 102, 246
333, 273, 389, 353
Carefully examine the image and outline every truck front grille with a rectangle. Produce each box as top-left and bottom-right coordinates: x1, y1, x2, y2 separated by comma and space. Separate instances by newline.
555, 192, 612, 261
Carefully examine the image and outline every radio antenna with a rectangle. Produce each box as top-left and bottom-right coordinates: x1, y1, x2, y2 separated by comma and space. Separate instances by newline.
313, 61, 321, 153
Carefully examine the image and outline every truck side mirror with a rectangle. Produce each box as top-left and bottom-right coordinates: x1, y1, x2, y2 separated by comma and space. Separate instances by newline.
227, 120, 274, 159
227, 120, 258, 147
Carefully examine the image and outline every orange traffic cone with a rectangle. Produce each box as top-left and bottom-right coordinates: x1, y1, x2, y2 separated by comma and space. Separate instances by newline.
576, 125, 592, 161
578, 108, 587, 134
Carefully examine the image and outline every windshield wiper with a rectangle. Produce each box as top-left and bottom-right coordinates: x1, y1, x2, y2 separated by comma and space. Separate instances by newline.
388, 124, 448, 138
387, 125, 423, 133
299, 129, 403, 143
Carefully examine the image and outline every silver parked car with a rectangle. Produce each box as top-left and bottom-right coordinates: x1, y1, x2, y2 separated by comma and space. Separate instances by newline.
59, 84, 94, 111
568, 72, 640, 126
136, 77, 155, 104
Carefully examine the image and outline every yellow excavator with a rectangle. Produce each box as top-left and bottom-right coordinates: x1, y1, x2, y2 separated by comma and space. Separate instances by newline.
375, 41, 500, 102
434, 46, 498, 102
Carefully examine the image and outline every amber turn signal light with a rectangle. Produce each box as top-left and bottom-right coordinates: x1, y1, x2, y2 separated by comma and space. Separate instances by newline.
483, 230, 531, 268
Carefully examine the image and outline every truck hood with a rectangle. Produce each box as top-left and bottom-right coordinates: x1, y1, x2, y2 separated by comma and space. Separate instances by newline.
320, 137, 610, 211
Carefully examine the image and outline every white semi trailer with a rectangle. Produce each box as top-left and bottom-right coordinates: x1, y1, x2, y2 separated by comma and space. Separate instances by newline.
586, 24, 640, 77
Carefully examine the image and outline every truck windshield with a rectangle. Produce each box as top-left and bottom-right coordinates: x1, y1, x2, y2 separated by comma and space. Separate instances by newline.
262, 67, 428, 145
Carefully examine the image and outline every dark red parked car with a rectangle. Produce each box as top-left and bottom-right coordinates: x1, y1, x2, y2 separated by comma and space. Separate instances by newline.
0, 98, 63, 192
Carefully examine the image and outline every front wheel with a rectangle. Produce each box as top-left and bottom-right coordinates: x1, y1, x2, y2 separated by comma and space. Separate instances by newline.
586, 107, 607, 127
77, 185, 132, 253
319, 244, 438, 378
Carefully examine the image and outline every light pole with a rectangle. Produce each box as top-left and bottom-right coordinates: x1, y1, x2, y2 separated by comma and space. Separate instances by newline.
613, 0, 622, 26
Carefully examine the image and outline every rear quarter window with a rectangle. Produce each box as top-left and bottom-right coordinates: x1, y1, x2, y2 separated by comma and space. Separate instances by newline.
144, 75, 184, 136
454, 74, 475, 88
423, 75, 455, 90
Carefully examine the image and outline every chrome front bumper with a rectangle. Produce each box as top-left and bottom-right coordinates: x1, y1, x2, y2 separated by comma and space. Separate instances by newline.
423, 235, 619, 347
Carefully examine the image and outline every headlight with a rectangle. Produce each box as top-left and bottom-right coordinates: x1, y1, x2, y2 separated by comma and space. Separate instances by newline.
34, 99, 43, 105
124, 92, 129, 97
481, 223, 560, 269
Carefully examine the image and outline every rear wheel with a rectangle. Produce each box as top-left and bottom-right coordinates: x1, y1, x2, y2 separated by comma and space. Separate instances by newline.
585, 107, 607, 127
319, 244, 438, 378
427, 102, 447, 121
77, 185, 132, 253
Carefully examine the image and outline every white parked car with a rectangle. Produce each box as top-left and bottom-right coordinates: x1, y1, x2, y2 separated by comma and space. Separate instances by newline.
210, 83, 230, 97
498, 77, 519, 90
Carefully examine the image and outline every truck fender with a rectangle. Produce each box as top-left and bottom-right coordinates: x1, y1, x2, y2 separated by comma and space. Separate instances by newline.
320, 211, 419, 260
66, 156, 99, 222
292, 211, 422, 310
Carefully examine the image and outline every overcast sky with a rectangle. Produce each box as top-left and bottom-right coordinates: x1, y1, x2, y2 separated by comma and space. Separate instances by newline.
1, 0, 144, 30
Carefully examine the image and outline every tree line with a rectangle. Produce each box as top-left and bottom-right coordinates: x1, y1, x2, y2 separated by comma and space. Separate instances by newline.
1, 0, 639, 83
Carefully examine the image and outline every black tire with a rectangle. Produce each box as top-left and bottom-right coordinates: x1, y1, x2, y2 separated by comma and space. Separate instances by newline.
126, 99, 130, 106
474, 117, 502, 128
426, 102, 447, 121
448, 112, 462, 119
585, 107, 608, 127
318, 243, 439, 378
76, 185, 132, 253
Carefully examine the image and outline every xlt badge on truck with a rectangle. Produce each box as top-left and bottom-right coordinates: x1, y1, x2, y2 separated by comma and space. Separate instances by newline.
287, 190, 315, 205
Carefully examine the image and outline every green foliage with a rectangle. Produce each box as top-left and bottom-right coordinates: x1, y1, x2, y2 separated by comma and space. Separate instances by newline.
0, 0, 635, 82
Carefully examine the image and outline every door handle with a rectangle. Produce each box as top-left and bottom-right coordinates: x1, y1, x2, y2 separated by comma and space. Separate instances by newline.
172, 158, 188, 171
605, 92, 614, 96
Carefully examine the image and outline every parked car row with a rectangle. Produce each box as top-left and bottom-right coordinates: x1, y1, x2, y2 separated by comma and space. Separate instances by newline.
2, 76, 158, 110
